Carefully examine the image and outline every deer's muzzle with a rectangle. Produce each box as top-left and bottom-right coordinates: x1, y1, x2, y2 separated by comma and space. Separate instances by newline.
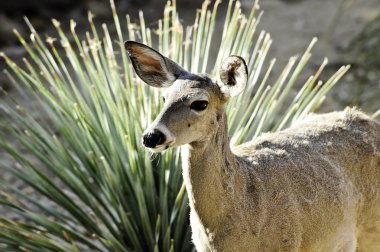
142, 130, 166, 148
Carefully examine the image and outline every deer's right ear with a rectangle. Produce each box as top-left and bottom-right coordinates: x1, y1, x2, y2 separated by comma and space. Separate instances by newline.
125, 41, 184, 88
218, 56, 248, 97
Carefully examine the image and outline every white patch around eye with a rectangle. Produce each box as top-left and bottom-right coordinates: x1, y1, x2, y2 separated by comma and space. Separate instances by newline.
191, 110, 205, 116
187, 92, 209, 104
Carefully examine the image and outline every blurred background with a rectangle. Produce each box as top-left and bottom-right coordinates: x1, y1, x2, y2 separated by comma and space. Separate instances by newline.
0, 0, 379, 113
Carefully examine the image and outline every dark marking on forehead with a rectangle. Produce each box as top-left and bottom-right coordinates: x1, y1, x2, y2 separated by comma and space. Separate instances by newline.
178, 72, 208, 81
177, 73, 214, 89
170, 72, 224, 100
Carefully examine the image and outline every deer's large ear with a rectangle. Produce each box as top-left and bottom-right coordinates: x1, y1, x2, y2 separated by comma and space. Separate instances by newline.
218, 56, 248, 97
125, 41, 184, 88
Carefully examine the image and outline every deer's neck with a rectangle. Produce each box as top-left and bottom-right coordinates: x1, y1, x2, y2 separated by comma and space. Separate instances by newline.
181, 111, 241, 229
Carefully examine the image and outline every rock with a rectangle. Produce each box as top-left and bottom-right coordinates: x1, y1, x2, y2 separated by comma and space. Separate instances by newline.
0, 13, 26, 46
0, 0, 80, 13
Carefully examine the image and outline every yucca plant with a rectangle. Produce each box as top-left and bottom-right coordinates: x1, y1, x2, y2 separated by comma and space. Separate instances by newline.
0, 0, 349, 251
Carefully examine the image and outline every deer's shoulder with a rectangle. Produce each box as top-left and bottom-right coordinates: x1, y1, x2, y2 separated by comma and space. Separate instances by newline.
233, 107, 379, 158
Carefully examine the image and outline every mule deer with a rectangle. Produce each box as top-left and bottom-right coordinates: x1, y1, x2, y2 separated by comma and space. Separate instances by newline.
125, 41, 380, 252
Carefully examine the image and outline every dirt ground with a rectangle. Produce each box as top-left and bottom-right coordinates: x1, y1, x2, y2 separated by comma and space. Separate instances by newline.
0, 0, 379, 218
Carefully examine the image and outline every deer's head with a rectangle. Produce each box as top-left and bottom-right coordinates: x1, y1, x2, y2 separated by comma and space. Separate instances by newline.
125, 41, 248, 152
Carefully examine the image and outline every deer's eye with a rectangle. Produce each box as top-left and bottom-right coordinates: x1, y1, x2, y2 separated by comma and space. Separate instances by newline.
162, 97, 166, 103
190, 100, 208, 111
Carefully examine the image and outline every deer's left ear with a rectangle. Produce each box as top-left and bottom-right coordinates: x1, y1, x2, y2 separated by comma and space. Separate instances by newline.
125, 41, 184, 88
218, 56, 248, 97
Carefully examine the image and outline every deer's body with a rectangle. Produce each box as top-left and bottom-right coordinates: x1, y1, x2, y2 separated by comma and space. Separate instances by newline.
125, 41, 380, 251
184, 108, 380, 252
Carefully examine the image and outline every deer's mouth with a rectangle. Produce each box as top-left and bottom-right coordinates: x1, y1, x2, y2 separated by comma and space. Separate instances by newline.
149, 140, 175, 153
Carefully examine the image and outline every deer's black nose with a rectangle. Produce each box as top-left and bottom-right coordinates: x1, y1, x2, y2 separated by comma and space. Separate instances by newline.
143, 130, 166, 148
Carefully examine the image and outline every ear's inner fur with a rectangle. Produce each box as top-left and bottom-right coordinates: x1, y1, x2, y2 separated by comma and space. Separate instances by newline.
128, 47, 164, 73
218, 56, 248, 97
127, 46, 172, 87
220, 63, 238, 86
125, 41, 184, 88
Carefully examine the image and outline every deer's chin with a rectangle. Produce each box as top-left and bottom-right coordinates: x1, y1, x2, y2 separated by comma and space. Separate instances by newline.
148, 145, 168, 153
149, 140, 175, 153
